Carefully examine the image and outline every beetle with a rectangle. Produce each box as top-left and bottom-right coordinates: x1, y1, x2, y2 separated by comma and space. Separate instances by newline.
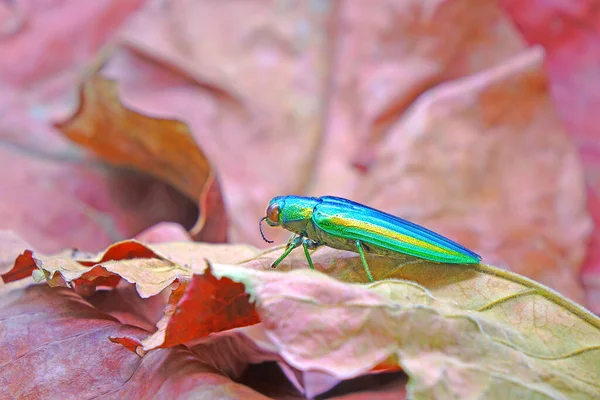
259, 195, 481, 281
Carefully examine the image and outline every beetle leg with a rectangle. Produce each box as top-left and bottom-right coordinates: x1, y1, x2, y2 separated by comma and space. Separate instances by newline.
270, 236, 303, 269
301, 238, 320, 270
355, 240, 374, 282
303, 238, 320, 250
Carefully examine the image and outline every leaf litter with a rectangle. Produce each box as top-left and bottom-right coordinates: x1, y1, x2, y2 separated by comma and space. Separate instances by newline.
2, 237, 599, 399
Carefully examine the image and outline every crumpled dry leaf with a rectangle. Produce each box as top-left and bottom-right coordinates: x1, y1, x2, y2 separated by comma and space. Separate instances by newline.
3, 236, 599, 398
209, 260, 600, 399
55, 76, 227, 243
1, 239, 258, 298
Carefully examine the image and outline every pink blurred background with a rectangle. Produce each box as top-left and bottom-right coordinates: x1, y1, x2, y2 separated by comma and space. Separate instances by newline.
1, 0, 600, 312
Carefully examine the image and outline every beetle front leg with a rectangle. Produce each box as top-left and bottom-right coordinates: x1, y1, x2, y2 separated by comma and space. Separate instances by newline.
270, 236, 303, 269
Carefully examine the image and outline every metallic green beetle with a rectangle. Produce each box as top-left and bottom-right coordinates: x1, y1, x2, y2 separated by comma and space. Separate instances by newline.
260, 195, 481, 282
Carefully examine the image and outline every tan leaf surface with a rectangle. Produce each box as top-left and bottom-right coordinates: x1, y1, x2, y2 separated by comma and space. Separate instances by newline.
1, 239, 259, 298
209, 258, 600, 399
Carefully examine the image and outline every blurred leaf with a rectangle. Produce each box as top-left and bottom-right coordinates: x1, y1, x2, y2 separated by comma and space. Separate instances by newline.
0, 0, 184, 255
55, 76, 227, 242
134, 221, 194, 244
500, 0, 600, 315
104, 0, 332, 246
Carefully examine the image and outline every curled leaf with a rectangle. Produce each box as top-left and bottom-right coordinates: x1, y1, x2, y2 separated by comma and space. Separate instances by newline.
55, 76, 227, 242
1, 240, 258, 299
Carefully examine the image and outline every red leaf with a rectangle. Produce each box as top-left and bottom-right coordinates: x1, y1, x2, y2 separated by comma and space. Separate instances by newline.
131, 265, 260, 352
0, 282, 273, 399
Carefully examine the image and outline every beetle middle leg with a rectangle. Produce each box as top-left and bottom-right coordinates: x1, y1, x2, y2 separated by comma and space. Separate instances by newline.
355, 240, 374, 282
301, 238, 321, 270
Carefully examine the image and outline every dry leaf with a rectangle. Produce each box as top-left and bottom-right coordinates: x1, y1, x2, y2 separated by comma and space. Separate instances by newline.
4, 234, 599, 398
0, 283, 272, 399
210, 259, 600, 399
103, 0, 331, 245
55, 76, 227, 243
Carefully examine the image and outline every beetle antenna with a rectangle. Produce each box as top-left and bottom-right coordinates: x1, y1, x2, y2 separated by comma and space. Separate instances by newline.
259, 217, 274, 243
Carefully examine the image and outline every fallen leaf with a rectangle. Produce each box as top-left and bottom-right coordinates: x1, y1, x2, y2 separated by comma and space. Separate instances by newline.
207, 258, 600, 399
0, 283, 272, 399
1, 239, 263, 361
55, 76, 228, 243
332, 48, 590, 303
4, 234, 598, 397
1, 239, 259, 298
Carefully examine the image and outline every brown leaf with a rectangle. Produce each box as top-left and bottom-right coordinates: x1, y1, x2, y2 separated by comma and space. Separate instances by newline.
1, 240, 259, 299
55, 76, 227, 243
1, 240, 168, 295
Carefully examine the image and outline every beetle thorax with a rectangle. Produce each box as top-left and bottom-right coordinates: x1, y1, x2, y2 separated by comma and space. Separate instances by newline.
279, 197, 320, 235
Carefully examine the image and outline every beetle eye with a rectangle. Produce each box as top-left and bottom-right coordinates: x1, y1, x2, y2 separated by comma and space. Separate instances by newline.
266, 203, 281, 226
